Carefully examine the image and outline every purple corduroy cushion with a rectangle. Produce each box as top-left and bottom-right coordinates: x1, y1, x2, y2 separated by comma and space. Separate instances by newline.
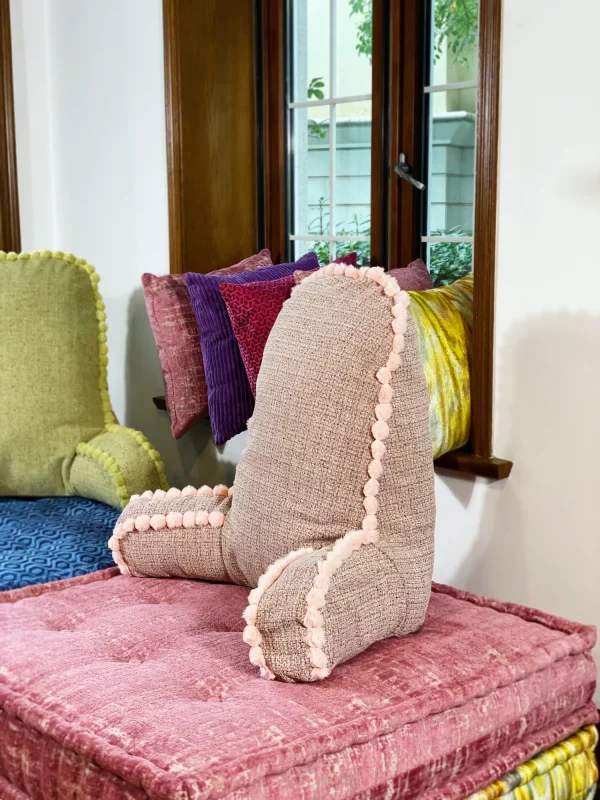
186, 251, 319, 445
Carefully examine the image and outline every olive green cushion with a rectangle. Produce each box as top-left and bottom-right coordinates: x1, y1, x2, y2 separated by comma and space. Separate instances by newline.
0, 251, 168, 507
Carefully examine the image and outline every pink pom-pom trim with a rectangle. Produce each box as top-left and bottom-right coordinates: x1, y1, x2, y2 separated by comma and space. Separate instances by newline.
135, 514, 151, 531
387, 351, 402, 372
109, 480, 233, 576
371, 440, 386, 459
375, 403, 392, 422
208, 510, 225, 528
393, 334, 405, 353
363, 495, 378, 514
368, 459, 383, 479
150, 514, 166, 530
363, 477, 380, 497
166, 512, 183, 529
376, 366, 392, 385
242, 265, 409, 681
242, 546, 314, 679
108, 524, 132, 575
372, 419, 390, 441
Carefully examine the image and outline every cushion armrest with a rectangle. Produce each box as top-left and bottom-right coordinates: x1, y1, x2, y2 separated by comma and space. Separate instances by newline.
70, 424, 169, 508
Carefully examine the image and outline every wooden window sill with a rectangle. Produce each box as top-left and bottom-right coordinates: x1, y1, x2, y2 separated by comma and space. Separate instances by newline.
435, 449, 513, 480
154, 396, 512, 480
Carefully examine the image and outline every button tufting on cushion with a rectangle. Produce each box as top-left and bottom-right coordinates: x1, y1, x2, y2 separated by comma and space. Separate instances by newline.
0, 571, 596, 800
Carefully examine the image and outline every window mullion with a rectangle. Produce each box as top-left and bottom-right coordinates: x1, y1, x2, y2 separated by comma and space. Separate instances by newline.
329, 0, 337, 261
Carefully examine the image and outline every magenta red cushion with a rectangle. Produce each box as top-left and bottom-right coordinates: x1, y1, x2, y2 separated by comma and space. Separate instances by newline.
142, 250, 272, 438
219, 252, 358, 396
220, 274, 295, 396
0, 570, 596, 799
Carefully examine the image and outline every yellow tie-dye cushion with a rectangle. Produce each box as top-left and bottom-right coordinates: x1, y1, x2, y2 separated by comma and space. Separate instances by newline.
408, 274, 473, 459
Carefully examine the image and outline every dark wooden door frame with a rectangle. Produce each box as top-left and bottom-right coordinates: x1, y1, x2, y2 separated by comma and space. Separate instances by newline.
0, 0, 20, 253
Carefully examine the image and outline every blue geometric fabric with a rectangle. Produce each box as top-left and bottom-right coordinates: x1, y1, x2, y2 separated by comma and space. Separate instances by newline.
0, 497, 118, 592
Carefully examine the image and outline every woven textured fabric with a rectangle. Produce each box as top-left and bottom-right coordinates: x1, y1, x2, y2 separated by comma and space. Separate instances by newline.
468, 726, 598, 800
388, 257, 434, 291
0, 252, 166, 507
142, 250, 272, 438
409, 273, 474, 458
0, 497, 117, 591
220, 274, 295, 396
115, 266, 435, 682
0, 571, 596, 800
185, 252, 319, 446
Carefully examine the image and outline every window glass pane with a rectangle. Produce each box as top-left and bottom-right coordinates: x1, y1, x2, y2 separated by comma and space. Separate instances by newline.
294, 239, 333, 265
427, 241, 473, 287
335, 0, 373, 98
429, 0, 479, 87
290, 107, 331, 236
426, 87, 476, 237
334, 100, 371, 265
293, 0, 331, 101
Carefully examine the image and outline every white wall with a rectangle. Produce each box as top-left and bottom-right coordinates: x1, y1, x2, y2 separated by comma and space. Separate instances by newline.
11, 0, 600, 695
433, 0, 600, 688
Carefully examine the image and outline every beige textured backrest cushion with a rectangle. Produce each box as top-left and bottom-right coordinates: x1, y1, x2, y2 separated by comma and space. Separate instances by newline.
112, 265, 435, 682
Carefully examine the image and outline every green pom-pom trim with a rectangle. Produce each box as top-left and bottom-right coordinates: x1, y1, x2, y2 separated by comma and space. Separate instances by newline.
106, 423, 169, 491
75, 442, 130, 507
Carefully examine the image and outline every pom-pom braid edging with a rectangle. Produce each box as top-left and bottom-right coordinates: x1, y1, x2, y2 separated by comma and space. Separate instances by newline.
241, 547, 315, 679
242, 264, 409, 681
108, 484, 231, 574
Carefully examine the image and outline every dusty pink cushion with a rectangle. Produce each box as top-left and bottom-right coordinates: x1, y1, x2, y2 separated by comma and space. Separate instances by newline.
0, 570, 596, 799
293, 258, 434, 291
142, 249, 272, 438
220, 274, 295, 396
388, 257, 434, 291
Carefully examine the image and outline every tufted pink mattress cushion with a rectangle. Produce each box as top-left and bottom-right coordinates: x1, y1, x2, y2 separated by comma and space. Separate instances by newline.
0, 570, 597, 800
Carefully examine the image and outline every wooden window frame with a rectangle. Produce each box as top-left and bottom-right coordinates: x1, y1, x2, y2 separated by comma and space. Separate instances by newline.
260, 0, 512, 479
0, 0, 20, 253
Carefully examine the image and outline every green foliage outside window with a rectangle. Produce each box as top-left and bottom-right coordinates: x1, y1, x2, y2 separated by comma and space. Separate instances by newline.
308, 199, 472, 286
427, 228, 473, 286
307, 197, 371, 266
433, 0, 479, 65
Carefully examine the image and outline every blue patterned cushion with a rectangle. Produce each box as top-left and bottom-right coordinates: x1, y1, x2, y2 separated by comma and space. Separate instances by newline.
0, 497, 118, 592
